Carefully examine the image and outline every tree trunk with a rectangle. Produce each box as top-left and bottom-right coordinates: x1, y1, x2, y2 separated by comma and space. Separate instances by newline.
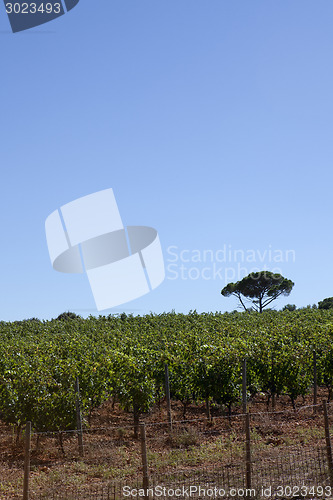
259, 297, 263, 313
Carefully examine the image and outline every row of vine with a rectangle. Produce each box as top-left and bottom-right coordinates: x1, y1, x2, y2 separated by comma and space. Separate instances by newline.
0, 309, 332, 431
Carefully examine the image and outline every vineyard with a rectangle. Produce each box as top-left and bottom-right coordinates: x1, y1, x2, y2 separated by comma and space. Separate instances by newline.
1, 308, 333, 432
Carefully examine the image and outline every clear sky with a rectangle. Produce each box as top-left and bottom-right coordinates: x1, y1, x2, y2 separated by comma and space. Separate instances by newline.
1, 0, 333, 321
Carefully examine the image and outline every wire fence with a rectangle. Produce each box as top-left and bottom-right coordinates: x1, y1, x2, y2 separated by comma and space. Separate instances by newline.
1, 402, 333, 499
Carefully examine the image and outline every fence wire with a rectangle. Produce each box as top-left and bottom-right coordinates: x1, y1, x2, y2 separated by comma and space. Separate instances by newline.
1, 403, 333, 499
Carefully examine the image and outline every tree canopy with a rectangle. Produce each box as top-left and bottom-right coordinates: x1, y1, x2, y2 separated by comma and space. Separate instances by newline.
221, 271, 294, 313
56, 311, 81, 321
318, 297, 333, 310
282, 304, 297, 312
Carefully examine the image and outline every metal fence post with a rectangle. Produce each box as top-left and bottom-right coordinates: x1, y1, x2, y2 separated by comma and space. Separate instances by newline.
75, 377, 84, 457
164, 364, 173, 431
23, 421, 31, 500
313, 351, 318, 413
242, 359, 247, 414
323, 401, 333, 486
245, 412, 252, 489
140, 423, 150, 497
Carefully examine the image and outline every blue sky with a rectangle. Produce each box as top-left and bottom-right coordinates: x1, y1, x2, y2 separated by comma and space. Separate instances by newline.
1, 1, 332, 320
